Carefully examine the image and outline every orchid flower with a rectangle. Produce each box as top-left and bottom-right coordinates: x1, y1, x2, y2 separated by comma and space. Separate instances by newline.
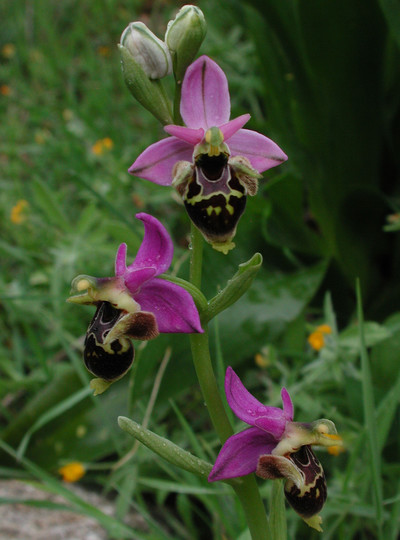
208, 367, 342, 531
68, 213, 203, 393
129, 55, 288, 254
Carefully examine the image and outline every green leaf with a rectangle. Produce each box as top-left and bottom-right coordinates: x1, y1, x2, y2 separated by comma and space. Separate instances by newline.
339, 322, 391, 351
216, 259, 329, 362
378, 0, 400, 49
16, 386, 92, 459
138, 477, 225, 495
31, 178, 70, 232
118, 417, 213, 478
204, 252, 263, 322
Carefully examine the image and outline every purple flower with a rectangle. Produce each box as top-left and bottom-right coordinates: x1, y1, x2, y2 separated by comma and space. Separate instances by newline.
129, 56, 287, 253
208, 367, 342, 531
68, 213, 203, 386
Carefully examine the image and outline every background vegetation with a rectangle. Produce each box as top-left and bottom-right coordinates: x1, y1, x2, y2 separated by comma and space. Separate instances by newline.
1, 0, 400, 538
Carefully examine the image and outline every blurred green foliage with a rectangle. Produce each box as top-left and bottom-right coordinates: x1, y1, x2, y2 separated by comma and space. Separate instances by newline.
1, 0, 400, 538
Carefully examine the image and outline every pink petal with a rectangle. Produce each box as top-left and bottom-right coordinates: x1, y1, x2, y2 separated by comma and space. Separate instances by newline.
129, 213, 173, 276
219, 114, 250, 141
281, 388, 294, 421
180, 55, 230, 129
208, 427, 276, 482
227, 129, 288, 173
225, 367, 288, 438
129, 137, 193, 185
134, 278, 203, 333
254, 416, 287, 438
164, 125, 204, 145
115, 243, 127, 276
124, 267, 157, 295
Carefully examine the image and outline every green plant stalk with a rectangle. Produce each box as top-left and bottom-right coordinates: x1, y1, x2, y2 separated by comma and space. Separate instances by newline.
189, 223, 203, 288
189, 222, 270, 540
173, 72, 183, 126
269, 480, 287, 540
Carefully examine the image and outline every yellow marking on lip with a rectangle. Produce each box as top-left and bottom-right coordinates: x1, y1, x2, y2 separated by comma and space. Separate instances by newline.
206, 206, 222, 216
226, 203, 234, 215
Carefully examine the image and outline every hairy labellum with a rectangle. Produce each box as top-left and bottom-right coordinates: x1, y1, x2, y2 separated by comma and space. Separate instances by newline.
256, 445, 327, 520
83, 302, 134, 381
284, 445, 327, 518
184, 154, 246, 244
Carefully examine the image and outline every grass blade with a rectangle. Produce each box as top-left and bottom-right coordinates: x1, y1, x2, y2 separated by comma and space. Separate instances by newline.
356, 280, 383, 534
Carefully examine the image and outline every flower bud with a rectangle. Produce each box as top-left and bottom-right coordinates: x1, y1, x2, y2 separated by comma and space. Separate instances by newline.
120, 22, 172, 79
165, 5, 206, 81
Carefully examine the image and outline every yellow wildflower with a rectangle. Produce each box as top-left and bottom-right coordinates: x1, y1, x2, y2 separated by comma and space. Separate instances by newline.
328, 444, 346, 456
387, 213, 400, 224
308, 331, 325, 351
255, 352, 268, 368
34, 129, 50, 145
316, 324, 332, 335
62, 109, 74, 122
10, 200, 29, 224
132, 193, 145, 209
307, 324, 332, 351
58, 462, 85, 483
97, 45, 111, 57
1, 43, 15, 58
0, 85, 12, 96
323, 433, 345, 455
91, 137, 114, 155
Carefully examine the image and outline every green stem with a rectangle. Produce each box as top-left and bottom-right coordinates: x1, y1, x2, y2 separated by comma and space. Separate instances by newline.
173, 76, 183, 125
269, 480, 287, 540
188, 223, 270, 540
189, 222, 203, 288
190, 329, 233, 443
152, 79, 173, 124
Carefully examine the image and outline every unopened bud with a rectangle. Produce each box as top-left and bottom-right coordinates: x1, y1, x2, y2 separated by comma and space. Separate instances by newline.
120, 22, 172, 79
119, 23, 173, 124
165, 5, 206, 81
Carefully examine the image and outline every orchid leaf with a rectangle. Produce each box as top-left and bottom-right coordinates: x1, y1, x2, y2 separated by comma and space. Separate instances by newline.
339, 323, 391, 352
118, 417, 212, 478
204, 252, 263, 322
